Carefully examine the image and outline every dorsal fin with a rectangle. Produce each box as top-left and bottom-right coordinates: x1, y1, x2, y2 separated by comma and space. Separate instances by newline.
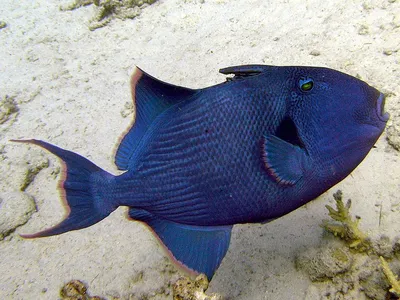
219, 64, 278, 81
219, 64, 266, 76
115, 67, 197, 170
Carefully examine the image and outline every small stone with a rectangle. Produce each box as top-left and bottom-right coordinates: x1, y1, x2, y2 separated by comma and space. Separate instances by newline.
383, 49, 393, 56
387, 123, 400, 151
60, 280, 105, 299
120, 101, 134, 118
358, 24, 369, 35
0, 21, 6, 29
60, 280, 87, 297
310, 50, 321, 56
373, 235, 393, 258
172, 274, 222, 300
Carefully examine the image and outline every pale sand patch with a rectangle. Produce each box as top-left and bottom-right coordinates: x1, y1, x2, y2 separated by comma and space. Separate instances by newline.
0, 0, 399, 299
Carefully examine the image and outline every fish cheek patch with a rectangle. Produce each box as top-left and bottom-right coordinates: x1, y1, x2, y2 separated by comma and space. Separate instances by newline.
274, 116, 305, 149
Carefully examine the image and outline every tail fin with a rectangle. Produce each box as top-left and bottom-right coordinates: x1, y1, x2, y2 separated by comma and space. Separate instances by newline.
12, 139, 117, 238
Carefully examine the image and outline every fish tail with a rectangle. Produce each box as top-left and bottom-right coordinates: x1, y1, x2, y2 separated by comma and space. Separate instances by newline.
12, 139, 117, 238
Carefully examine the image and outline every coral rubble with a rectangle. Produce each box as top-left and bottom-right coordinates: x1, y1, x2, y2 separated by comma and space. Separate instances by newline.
296, 243, 353, 282
60, 280, 104, 300
173, 274, 223, 300
297, 190, 400, 300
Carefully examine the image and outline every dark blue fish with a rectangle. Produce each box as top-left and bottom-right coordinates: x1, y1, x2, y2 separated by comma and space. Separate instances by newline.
14, 65, 389, 279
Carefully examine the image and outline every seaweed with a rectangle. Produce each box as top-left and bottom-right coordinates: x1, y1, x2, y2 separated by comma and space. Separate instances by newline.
20, 158, 49, 192
380, 256, 400, 298
321, 190, 371, 252
0, 95, 19, 125
297, 190, 400, 299
60, 0, 158, 31
59, 0, 94, 11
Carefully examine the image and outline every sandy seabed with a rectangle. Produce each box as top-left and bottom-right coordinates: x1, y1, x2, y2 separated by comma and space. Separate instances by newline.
0, 0, 399, 299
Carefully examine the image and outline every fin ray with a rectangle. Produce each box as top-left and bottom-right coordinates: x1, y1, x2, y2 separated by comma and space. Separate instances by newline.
128, 208, 232, 280
115, 67, 197, 170
12, 139, 116, 238
261, 135, 310, 185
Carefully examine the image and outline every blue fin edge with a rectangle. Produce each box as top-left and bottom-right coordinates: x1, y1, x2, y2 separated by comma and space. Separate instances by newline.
115, 67, 197, 171
261, 134, 309, 185
128, 208, 232, 280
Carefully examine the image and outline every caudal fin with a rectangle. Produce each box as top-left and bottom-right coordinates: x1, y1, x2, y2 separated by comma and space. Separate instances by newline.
12, 139, 117, 238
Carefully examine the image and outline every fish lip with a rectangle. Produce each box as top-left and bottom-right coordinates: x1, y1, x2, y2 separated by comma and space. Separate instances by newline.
376, 93, 390, 122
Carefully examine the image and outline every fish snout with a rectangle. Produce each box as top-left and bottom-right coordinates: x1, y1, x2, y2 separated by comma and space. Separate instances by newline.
376, 93, 390, 122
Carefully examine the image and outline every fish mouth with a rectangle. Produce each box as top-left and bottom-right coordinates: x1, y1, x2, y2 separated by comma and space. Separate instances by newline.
376, 93, 390, 122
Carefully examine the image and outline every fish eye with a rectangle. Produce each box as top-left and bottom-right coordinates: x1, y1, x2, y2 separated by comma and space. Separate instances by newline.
299, 77, 314, 92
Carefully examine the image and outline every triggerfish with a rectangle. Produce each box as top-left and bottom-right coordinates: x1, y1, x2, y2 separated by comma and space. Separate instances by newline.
14, 65, 389, 279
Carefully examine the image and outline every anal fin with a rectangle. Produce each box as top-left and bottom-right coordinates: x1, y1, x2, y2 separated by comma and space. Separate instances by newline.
128, 208, 232, 280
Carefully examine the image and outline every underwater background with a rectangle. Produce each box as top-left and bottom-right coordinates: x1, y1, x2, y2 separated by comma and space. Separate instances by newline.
0, 0, 399, 299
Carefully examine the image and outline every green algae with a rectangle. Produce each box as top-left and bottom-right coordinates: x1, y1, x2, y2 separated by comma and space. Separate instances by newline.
321, 190, 371, 252
60, 0, 159, 31
297, 190, 400, 299
0, 95, 19, 125
380, 256, 400, 297
60, 0, 93, 11
20, 159, 49, 192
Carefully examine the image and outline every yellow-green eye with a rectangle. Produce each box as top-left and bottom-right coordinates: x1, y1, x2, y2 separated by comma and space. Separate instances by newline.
299, 78, 314, 92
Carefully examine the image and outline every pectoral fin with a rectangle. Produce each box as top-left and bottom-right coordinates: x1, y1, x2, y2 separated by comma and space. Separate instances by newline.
261, 134, 310, 185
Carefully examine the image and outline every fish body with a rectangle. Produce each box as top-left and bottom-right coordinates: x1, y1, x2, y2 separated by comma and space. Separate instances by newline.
15, 65, 389, 279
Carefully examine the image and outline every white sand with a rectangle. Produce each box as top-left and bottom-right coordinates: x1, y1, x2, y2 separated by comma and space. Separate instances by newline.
0, 0, 399, 299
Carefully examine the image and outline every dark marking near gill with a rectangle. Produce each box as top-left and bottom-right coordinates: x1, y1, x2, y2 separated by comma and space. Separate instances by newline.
275, 116, 306, 150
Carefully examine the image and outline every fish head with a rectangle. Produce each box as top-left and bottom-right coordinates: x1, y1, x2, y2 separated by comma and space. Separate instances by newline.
281, 66, 389, 185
